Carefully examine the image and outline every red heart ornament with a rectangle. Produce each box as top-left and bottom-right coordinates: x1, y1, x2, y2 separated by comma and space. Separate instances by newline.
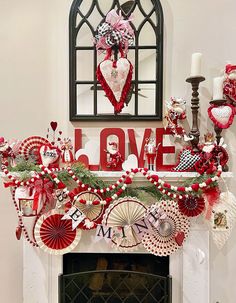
208, 104, 235, 129
97, 58, 133, 114
39, 144, 60, 168
15, 226, 22, 240
175, 231, 185, 246
50, 121, 58, 131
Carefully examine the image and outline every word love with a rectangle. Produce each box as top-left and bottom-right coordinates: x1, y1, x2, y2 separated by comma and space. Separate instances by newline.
74, 128, 177, 171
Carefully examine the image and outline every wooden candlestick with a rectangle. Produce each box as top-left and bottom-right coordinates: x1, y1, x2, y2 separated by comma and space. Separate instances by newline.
186, 76, 205, 152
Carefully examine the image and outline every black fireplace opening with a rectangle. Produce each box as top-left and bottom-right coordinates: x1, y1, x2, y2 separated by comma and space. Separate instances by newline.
59, 253, 171, 303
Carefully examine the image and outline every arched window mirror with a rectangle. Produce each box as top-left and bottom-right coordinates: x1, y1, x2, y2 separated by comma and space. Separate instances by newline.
69, 0, 163, 121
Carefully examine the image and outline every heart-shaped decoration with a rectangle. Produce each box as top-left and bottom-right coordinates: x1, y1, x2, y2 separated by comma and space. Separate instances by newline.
174, 231, 185, 246
208, 104, 235, 129
15, 226, 22, 240
39, 144, 60, 168
122, 154, 138, 171
97, 58, 133, 113
174, 149, 201, 171
50, 121, 58, 131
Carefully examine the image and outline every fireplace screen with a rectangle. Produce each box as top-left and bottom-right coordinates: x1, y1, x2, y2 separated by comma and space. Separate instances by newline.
59, 253, 171, 303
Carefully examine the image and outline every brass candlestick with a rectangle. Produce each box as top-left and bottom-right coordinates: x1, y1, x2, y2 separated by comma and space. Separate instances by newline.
186, 76, 205, 152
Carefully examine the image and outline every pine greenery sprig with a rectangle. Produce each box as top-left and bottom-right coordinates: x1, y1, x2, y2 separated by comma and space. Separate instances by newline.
7, 158, 218, 199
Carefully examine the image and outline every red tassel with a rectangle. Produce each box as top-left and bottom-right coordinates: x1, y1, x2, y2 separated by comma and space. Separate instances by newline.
204, 186, 220, 219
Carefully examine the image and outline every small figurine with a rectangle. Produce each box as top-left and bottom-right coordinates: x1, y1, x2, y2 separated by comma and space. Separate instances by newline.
144, 138, 160, 171
105, 142, 123, 170
0, 137, 15, 167
60, 138, 74, 165
164, 97, 193, 141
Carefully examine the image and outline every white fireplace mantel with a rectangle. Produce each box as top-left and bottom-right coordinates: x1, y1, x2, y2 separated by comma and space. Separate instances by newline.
21, 171, 229, 303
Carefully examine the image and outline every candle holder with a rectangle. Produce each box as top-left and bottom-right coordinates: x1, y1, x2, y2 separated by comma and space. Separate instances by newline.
186, 76, 205, 152
209, 98, 229, 172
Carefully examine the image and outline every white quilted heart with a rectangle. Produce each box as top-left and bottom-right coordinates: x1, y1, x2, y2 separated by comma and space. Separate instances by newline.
39, 145, 60, 167
211, 105, 233, 125
100, 58, 131, 101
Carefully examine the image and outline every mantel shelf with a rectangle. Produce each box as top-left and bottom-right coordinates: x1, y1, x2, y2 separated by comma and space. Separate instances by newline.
93, 171, 234, 181
0, 171, 233, 182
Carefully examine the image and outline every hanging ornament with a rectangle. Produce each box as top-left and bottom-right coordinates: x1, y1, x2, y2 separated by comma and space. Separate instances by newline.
95, 9, 134, 114
210, 191, 236, 249
96, 51, 133, 114
34, 210, 82, 255
102, 197, 147, 251
223, 64, 236, 104
141, 200, 190, 256
178, 195, 205, 217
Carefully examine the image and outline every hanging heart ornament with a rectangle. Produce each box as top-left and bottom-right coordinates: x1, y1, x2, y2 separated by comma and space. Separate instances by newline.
39, 144, 60, 167
208, 104, 235, 129
97, 57, 133, 114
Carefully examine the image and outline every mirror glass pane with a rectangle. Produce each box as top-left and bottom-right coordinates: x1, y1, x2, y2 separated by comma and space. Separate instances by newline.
76, 84, 94, 115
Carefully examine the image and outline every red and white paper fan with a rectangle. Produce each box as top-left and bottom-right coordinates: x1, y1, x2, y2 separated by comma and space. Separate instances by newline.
73, 191, 105, 230
34, 210, 81, 255
19, 136, 50, 160
102, 197, 147, 251
142, 200, 190, 256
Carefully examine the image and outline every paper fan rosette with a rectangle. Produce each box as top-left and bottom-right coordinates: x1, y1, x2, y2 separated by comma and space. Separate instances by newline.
142, 200, 190, 256
102, 197, 147, 251
19, 136, 50, 160
73, 191, 106, 230
34, 210, 81, 255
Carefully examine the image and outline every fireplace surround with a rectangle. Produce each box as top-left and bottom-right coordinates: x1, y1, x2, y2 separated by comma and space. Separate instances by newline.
23, 226, 209, 303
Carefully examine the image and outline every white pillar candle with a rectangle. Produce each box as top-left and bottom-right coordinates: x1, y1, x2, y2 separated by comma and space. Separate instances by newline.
213, 76, 224, 100
190, 53, 202, 77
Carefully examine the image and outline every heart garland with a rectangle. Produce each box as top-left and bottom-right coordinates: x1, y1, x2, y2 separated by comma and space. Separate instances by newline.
97, 57, 133, 113
208, 104, 235, 129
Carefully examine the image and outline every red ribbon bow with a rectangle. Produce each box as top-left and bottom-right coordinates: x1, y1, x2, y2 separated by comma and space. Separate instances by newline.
225, 64, 236, 74
29, 178, 54, 211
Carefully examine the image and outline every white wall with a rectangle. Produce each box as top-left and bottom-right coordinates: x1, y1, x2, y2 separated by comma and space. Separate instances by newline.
0, 0, 236, 302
